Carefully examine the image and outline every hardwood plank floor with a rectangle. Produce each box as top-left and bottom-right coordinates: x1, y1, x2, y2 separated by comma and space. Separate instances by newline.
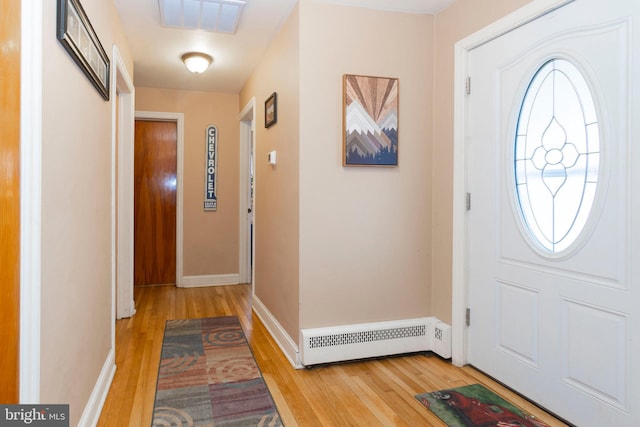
97, 284, 568, 426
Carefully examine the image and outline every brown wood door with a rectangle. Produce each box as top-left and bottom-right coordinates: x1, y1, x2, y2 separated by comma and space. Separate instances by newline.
0, 0, 21, 403
134, 120, 177, 286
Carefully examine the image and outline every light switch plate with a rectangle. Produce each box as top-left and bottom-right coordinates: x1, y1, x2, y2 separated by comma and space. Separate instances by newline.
267, 150, 276, 165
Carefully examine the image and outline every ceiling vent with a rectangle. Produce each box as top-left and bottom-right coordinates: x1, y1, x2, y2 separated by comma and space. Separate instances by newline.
159, 0, 247, 34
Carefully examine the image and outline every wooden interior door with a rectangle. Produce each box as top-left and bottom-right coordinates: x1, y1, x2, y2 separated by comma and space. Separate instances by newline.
0, 0, 21, 403
134, 120, 177, 286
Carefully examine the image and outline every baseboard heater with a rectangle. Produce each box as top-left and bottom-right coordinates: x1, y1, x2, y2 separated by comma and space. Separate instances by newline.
299, 317, 451, 366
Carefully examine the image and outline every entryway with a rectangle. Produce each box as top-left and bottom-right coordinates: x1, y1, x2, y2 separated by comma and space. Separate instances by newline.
455, 0, 639, 425
115, 111, 184, 319
239, 99, 256, 286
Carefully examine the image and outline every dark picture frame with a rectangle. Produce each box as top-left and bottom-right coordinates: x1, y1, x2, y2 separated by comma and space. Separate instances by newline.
265, 92, 277, 128
343, 74, 398, 166
57, 0, 110, 100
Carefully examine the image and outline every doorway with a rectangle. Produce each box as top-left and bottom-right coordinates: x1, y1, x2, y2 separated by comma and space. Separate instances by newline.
239, 99, 256, 286
116, 111, 184, 310
453, 0, 639, 425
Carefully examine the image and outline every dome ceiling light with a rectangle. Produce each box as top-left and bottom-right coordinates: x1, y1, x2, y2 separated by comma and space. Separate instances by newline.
181, 52, 213, 74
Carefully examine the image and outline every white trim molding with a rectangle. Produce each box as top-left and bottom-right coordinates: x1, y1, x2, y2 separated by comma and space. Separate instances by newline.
181, 274, 240, 288
134, 111, 185, 287
20, 0, 43, 403
252, 296, 301, 369
451, 0, 575, 366
77, 350, 116, 427
112, 45, 136, 322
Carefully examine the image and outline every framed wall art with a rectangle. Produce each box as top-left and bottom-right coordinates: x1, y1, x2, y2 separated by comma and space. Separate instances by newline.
343, 74, 398, 166
265, 92, 277, 128
57, 0, 110, 100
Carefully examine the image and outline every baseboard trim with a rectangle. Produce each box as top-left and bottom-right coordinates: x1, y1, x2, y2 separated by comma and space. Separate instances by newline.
252, 296, 302, 369
180, 274, 240, 288
78, 349, 116, 427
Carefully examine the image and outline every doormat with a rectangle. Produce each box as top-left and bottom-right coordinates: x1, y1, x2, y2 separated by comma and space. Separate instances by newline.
415, 383, 549, 427
151, 316, 283, 426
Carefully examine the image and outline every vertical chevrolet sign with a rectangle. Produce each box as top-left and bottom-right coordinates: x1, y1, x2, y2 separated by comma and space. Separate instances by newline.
204, 125, 218, 211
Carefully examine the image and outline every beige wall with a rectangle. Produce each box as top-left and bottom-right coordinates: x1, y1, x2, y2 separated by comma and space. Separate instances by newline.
241, 0, 435, 342
240, 3, 301, 340
40, 1, 132, 424
298, 2, 434, 328
241, 0, 546, 343
135, 88, 240, 276
111, 2, 134, 73
241, 1, 435, 342
431, 0, 534, 324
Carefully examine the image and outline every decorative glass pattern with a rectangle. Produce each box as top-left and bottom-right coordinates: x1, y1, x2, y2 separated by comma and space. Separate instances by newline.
514, 59, 600, 253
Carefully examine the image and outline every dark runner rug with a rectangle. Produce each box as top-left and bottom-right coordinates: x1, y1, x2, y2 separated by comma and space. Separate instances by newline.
152, 316, 283, 426
415, 383, 549, 427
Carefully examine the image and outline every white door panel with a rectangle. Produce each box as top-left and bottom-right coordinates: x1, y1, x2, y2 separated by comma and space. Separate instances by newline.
467, 0, 639, 425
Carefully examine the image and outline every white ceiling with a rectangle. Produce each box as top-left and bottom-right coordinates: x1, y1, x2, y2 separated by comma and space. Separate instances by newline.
113, 0, 455, 93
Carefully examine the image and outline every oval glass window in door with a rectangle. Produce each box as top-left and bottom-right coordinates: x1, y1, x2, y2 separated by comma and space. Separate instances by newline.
514, 58, 600, 253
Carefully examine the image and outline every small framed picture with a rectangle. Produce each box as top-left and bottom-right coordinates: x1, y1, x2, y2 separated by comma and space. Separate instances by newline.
57, 0, 110, 100
265, 92, 277, 128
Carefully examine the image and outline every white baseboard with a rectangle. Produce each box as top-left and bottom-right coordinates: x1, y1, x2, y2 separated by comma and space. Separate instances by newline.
252, 296, 302, 369
180, 274, 240, 288
78, 349, 116, 427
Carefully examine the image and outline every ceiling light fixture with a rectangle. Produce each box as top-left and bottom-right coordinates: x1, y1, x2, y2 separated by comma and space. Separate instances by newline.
181, 52, 213, 74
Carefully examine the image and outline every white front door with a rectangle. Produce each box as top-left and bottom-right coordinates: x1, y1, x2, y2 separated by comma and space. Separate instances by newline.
466, 0, 639, 425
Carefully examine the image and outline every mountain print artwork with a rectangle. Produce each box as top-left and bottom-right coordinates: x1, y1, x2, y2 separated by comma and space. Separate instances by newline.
343, 74, 398, 166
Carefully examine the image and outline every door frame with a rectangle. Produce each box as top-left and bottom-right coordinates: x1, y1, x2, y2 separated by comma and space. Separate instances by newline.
451, 0, 575, 366
239, 98, 256, 286
112, 46, 135, 321
20, 0, 43, 402
132, 112, 184, 289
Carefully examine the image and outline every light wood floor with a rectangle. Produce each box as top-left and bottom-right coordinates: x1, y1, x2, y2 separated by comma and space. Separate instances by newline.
97, 284, 568, 426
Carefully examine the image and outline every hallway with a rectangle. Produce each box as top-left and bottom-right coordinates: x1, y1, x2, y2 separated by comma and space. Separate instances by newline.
97, 284, 567, 426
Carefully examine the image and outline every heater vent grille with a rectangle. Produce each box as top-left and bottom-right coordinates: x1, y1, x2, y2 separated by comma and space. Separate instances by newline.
299, 317, 451, 366
308, 325, 426, 349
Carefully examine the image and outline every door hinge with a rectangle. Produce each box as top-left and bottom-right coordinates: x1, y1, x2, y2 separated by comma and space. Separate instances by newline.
465, 76, 471, 95
466, 308, 471, 326
465, 192, 471, 211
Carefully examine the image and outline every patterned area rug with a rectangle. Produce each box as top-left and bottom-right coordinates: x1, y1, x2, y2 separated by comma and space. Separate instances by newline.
415, 383, 549, 427
152, 316, 283, 426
